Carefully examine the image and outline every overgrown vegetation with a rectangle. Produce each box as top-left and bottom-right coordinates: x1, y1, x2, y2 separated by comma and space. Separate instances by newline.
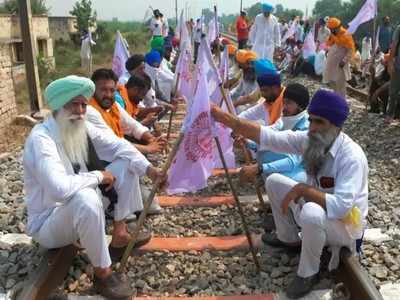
70, 0, 97, 34
0, 0, 49, 15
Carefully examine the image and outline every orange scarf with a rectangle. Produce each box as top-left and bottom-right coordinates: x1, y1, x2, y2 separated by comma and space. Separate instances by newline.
265, 87, 285, 125
89, 98, 124, 138
326, 27, 355, 54
117, 84, 138, 117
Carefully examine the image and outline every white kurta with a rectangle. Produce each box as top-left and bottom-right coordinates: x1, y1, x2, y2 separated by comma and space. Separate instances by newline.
24, 117, 151, 268
86, 104, 149, 141
249, 13, 281, 61
238, 101, 269, 125
145, 63, 174, 102
259, 128, 368, 277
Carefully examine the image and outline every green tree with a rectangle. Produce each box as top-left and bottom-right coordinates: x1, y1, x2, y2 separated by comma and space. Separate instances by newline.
0, 0, 49, 15
70, 0, 97, 34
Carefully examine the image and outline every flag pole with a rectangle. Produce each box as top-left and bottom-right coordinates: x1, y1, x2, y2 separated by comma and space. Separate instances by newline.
218, 84, 269, 214
118, 132, 185, 271
214, 136, 261, 273
166, 72, 181, 141
368, 8, 378, 112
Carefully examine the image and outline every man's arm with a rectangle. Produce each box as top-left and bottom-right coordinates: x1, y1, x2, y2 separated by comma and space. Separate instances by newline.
211, 105, 306, 154
234, 89, 261, 107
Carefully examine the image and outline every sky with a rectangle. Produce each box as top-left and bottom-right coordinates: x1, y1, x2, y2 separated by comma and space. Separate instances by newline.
45, 0, 317, 21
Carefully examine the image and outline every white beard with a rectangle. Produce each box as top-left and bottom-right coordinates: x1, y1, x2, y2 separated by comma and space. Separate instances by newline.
55, 109, 89, 168
303, 127, 338, 176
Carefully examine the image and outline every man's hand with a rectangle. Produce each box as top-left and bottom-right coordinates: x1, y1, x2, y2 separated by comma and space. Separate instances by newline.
101, 171, 116, 191
239, 164, 259, 183
141, 112, 158, 126
146, 166, 167, 186
339, 61, 346, 68
144, 137, 167, 154
211, 104, 231, 124
281, 184, 304, 215
233, 135, 246, 148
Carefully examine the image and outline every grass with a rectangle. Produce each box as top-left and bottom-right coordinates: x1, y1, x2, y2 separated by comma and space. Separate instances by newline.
14, 22, 151, 115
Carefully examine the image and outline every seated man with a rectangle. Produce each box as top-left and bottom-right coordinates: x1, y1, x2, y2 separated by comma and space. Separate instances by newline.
86, 68, 166, 155
229, 50, 259, 112
240, 83, 310, 185
238, 71, 284, 126
211, 90, 368, 299
24, 76, 165, 299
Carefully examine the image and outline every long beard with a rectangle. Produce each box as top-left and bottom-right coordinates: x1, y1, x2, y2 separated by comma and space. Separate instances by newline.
55, 109, 89, 167
303, 127, 338, 176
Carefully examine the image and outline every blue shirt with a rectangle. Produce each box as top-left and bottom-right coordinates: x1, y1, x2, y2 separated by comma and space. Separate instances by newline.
247, 113, 309, 182
379, 25, 393, 53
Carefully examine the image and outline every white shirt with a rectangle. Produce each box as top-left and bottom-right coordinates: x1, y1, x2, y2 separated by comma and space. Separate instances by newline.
86, 103, 149, 140
23, 117, 151, 235
259, 128, 368, 235
150, 17, 163, 36
239, 101, 269, 126
249, 13, 281, 61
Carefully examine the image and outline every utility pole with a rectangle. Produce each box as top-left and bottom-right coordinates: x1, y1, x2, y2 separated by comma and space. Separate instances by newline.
240, 0, 243, 13
175, 0, 178, 25
18, 0, 44, 117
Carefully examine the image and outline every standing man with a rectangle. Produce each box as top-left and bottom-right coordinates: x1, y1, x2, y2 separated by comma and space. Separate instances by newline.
323, 17, 355, 98
316, 17, 331, 51
193, 18, 204, 63
249, 2, 281, 61
150, 9, 163, 37
386, 22, 400, 124
379, 16, 393, 54
236, 11, 250, 49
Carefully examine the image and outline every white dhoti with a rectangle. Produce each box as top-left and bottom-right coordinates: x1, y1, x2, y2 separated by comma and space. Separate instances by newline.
32, 159, 143, 268
265, 173, 355, 278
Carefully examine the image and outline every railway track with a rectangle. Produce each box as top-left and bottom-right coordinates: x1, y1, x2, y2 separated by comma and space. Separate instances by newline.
14, 103, 383, 300
11, 42, 383, 300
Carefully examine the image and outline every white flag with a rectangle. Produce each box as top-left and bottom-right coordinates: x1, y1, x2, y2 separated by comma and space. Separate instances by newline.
167, 40, 215, 194
112, 31, 130, 78
303, 30, 317, 59
176, 10, 192, 52
348, 0, 378, 34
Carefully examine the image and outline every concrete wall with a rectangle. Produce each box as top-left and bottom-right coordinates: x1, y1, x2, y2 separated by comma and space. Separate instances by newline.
48, 16, 78, 41
0, 15, 50, 42
0, 44, 17, 130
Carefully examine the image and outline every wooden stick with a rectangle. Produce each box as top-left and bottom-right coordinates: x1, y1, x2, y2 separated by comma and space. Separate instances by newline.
218, 84, 269, 213
214, 136, 261, 273
166, 73, 181, 141
118, 132, 185, 271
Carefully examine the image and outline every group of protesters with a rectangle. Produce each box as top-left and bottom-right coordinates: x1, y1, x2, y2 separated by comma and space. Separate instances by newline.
19, 2, 381, 300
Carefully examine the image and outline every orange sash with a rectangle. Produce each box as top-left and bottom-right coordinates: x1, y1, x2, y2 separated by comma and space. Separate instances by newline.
266, 87, 285, 125
89, 98, 124, 138
117, 84, 138, 117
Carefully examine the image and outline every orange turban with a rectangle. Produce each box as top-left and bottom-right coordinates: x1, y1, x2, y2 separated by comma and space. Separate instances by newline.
235, 50, 257, 64
327, 17, 341, 30
326, 27, 355, 53
227, 44, 237, 56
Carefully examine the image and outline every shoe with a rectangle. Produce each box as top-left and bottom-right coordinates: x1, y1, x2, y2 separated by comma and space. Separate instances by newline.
262, 214, 276, 232
286, 274, 319, 299
148, 199, 163, 215
261, 231, 301, 252
109, 230, 152, 262
93, 272, 133, 300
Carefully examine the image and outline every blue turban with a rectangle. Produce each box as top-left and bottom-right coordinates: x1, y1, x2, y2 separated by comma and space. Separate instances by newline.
262, 2, 274, 12
252, 59, 277, 77
308, 89, 349, 128
44, 75, 95, 111
257, 73, 281, 87
145, 50, 162, 67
